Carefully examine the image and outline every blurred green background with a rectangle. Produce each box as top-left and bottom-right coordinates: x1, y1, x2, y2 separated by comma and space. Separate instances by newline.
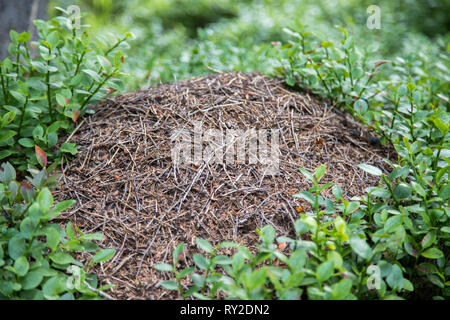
49, 0, 450, 90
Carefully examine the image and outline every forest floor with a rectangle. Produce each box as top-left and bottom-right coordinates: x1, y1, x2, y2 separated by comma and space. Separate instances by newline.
55, 72, 393, 299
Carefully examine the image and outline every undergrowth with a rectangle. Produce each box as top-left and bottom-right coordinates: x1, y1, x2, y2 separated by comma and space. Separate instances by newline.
0, 9, 130, 299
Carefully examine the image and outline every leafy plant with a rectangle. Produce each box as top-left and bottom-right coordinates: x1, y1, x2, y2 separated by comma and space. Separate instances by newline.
0, 162, 116, 299
0, 8, 131, 171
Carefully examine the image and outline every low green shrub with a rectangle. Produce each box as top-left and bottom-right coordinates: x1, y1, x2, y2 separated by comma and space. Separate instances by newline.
273, 28, 448, 299
0, 9, 128, 300
0, 162, 116, 299
0, 8, 131, 171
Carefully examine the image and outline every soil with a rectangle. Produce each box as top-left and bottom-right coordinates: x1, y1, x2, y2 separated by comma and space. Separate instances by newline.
55, 72, 394, 299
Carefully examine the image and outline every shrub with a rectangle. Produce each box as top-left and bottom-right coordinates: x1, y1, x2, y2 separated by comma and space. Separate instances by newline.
0, 162, 116, 299
0, 8, 131, 171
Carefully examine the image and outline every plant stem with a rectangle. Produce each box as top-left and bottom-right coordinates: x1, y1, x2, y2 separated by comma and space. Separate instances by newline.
18, 96, 29, 136
382, 175, 399, 206
0, 66, 8, 104
105, 37, 126, 56
80, 70, 116, 113
73, 51, 86, 77
15, 43, 21, 75
389, 97, 400, 140
46, 70, 54, 121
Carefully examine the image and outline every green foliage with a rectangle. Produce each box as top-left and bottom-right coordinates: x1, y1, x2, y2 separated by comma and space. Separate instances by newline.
155, 164, 448, 299
0, 162, 116, 299
0, 9, 131, 171
50, 0, 449, 90
273, 25, 449, 299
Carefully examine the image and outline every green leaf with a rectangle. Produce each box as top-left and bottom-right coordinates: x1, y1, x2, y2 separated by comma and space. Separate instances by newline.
22, 271, 44, 290
46, 228, 60, 251
1, 111, 16, 127
56, 93, 68, 106
32, 125, 44, 139
82, 233, 105, 241
52, 200, 75, 214
153, 263, 173, 272
404, 238, 419, 258
354, 99, 368, 114
10, 90, 26, 104
159, 280, 178, 290
316, 261, 334, 283
345, 202, 360, 215
288, 249, 306, 270
18, 138, 35, 148
388, 167, 409, 180
299, 168, 314, 181
384, 216, 402, 233
60, 143, 77, 155
49, 251, 74, 265
293, 190, 315, 204
393, 184, 412, 200
1, 162, 16, 183
66, 222, 75, 239
411, 182, 426, 197
439, 184, 450, 200
421, 247, 444, 259
14, 256, 30, 277
441, 226, 450, 234
82, 69, 101, 82
332, 184, 342, 200
0, 129, 17, 142
247, 269, 267, 290
193, 254, 209, 270
331, 279, 353, 299
212, 255, 232, 265
8, 236, 26, 260
314, 164, 326, 181
386, 264, 403, 290
403, 279, 414, 292
92, 248, 116, 263
49, 132, 59, 146
357, 164, 382, 176
421, 232, 436, 249
42, 276, 64, 299
38, 188, 53, 212
179, 267, 195, 279
196, 238, 213, 254
433, 118, 449, 135
349, 236, 371, 259
260, 225, 276, 244
0, 150, 13, 160
20, 217, 35, 239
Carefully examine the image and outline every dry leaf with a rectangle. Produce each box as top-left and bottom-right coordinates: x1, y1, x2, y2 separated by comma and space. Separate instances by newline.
71, 110, 81, 123
35, 145, 47, 167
